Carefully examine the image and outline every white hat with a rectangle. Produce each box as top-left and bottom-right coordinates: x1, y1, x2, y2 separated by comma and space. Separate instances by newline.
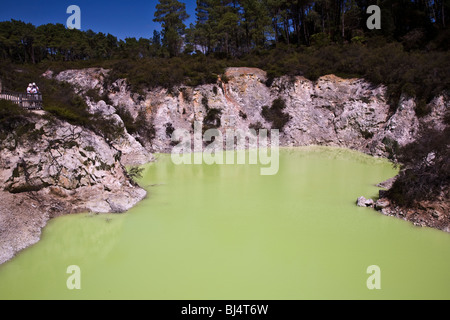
32, 83, 36, 86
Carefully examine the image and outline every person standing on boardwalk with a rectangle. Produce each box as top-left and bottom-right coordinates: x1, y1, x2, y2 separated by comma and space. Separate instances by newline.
31, 83, 39, 94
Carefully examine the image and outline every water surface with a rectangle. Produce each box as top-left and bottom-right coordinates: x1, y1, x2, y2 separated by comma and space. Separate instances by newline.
0, 147, 449, 299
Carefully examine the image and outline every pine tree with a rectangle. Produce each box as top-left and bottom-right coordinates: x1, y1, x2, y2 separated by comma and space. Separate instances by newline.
153, 0, 190, 57
194, 0, 215, 53
239, 0, 272, 50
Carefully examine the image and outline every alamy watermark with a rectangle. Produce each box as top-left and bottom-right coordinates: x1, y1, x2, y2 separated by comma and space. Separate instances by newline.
170, 121, 279, 176
366, 265, 381, 290
367, 5, 381, 30
66, 265, 81, 290
66, 5, 81, 30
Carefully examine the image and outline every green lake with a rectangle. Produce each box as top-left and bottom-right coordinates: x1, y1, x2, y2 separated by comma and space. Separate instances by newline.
0, 147, 449, 299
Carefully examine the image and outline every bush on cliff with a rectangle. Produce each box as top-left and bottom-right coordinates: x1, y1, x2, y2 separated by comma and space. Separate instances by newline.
0, 100, 32, 141
261, 98, 291, 131
386, 123, 450, 207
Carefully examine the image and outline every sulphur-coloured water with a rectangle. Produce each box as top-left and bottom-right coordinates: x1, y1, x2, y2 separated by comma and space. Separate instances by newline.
0, 147, 449, 299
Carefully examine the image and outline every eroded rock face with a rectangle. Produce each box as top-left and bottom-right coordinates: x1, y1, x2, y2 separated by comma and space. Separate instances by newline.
55, 68, 110, 94
0, 109, 148, 263
0, 191, 51, 265
0, 117, 146, 214
52, 68, 153, 166
72, 67, 441, 157
50, 66, 448, 159
53, 66, 448, 159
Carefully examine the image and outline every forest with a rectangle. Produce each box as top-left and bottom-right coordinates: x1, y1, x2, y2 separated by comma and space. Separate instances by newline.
0, 0, 449, 62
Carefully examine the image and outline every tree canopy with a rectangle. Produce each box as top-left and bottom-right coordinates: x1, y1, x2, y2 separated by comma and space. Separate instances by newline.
153, 0, 190, 57
0, 0, 448, 62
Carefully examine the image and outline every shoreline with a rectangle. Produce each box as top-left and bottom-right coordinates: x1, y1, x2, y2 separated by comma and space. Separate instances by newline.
0, 184, 147, 265
358, 192, 450, 234
1, 145, 448, 266
0, 191, 55, 265
358, 176, 450, 234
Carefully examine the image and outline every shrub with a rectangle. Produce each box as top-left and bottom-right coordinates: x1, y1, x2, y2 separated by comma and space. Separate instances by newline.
134, 109, 155, 145
382, 136, 400, 161
180, 87, 192, 103
414, 99, 431, 118
88, 113, 125, 142
116, 106, 137, 134
165, 122, 175, 137
239, 110, 247, 119
249, 121, 265, 132
310, 33, 331, 47
204, 107, 222, 129
201, 96, 209, 109
351, 36, 366, 44
220, 74, 229, 84
85, 88, 111, 104
386, 126, 450, 206
261, 98, 291, 131
0, 100, 31, 140
127, 166, 144, 185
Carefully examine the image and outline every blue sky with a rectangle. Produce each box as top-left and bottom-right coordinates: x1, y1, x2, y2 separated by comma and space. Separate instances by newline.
0, 0, 197, 40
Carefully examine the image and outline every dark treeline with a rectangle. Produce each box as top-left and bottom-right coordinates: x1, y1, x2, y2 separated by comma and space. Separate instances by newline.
188, 0, 449, 56
0, 0, 449, 63
0, 20, 161, 63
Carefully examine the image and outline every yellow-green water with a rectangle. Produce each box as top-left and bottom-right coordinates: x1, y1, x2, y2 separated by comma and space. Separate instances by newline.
0, 147, 449, 299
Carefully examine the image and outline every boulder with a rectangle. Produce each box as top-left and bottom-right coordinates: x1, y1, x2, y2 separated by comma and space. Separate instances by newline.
357, 196, 375, 207
375, 198, 390, 211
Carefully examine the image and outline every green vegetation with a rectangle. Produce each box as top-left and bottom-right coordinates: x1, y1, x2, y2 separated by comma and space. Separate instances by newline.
0, 61, 126, 141
153, 0, 189, 57
103, 55, 226, 93
386, 123, 450, 207
165, 122, 175, 137
0, 99, 46, 150
249, 121, 265, 132
127, 166, 145, 185
115, 107, 155, 146
0, 100, 33, 143
201, 95, 222, 132
261, 98, 291, 131
85, 88, 111, 104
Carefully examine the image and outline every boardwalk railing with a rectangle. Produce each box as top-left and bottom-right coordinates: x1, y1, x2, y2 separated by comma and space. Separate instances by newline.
0, 91, 43, 110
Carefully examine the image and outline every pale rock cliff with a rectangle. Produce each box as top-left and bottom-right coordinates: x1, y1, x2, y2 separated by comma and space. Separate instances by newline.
53, 68, 153, 166
0, 115, 146, 214
0, 113, 146, 264
85, 66, 444, 156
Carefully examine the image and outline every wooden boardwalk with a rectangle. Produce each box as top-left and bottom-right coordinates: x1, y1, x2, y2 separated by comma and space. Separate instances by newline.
0, 91, 43, 110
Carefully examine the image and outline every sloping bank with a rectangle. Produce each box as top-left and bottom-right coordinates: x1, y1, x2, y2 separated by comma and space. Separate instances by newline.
1, 66, 448, 264
0, 108, 152, 265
